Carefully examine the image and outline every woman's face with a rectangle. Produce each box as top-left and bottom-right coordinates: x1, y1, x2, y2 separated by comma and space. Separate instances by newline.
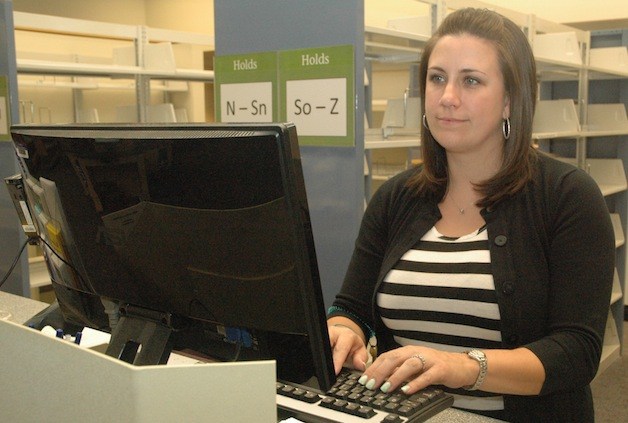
424, 34, 510, 158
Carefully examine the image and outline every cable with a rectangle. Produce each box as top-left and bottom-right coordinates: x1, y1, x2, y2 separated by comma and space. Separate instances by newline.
0, 235, 88, 291
231, 341, 243, 362
37, 237, 84, 279
0, 238, 30, 289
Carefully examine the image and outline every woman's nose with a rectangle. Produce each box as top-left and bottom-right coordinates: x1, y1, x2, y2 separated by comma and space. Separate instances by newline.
440, 83, 460, 108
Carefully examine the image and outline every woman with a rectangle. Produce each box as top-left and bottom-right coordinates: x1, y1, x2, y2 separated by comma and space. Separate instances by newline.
328, 8, 614, 422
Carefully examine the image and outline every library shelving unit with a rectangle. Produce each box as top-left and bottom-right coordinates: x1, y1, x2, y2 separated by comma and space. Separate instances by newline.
363, 19, 431, 199
530, 21, 627, 376
13, 11, 214, 125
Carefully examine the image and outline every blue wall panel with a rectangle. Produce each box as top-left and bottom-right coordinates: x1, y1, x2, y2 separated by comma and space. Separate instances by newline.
214, 0, 365, 307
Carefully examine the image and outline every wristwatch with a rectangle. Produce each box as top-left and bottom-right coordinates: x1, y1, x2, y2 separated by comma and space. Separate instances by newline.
464, 349, 488, 391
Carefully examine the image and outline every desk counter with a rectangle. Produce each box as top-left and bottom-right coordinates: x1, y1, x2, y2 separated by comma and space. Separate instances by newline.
0, 291, 502, 423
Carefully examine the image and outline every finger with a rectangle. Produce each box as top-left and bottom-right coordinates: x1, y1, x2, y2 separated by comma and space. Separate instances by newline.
387, 355, 429, 393
331, 331, 360, 374
399, 373, 432, 395
358, 353, 400, 390
351, 349, 368, 372
331, 339, 349, 374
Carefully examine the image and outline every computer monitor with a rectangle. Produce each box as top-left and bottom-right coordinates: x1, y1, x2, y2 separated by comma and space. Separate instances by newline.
10, 122, 335, 392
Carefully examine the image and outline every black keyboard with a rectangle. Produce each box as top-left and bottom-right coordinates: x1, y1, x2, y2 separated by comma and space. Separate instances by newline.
277, 369, 454, 423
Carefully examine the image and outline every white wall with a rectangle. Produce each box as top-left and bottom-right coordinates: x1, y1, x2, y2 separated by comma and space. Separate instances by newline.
13, 0, 147, 24
13, 0, 214, 35
145, 0, 214, 34
13, 1, 626, 33
479, 0, 627, 25
364, 0, 627, 28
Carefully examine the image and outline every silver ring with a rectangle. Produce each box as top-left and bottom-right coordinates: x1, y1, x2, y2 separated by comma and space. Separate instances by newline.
410, 354, 426, 371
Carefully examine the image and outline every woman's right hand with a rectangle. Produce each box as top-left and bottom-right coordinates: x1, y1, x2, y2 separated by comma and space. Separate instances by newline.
327, 319, 369, 375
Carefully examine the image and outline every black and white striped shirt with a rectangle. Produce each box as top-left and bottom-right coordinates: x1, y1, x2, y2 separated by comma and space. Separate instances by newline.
376, 225, 505, 414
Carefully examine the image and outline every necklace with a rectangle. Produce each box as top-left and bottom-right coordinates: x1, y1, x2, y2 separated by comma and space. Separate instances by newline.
448, 192, 472, 215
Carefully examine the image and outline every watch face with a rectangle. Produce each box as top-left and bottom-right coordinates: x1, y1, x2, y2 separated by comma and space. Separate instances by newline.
469, 350, 486, 361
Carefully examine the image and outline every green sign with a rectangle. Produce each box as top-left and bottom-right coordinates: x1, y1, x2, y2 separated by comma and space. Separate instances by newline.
214, 51, 278, 123
214, 45, 355, 147
0, 76, 10, 142
279, 45, 354, 147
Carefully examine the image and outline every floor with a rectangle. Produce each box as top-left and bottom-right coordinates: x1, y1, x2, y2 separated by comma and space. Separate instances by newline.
591, 321, 627, 422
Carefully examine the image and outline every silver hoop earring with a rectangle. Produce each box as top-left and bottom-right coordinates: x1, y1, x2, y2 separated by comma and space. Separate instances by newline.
502, 118, 511, 140
422, 114, 429, 130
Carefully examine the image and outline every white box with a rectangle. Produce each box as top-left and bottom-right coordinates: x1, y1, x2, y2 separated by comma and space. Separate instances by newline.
533, 32, 583, 66
587, 103, 628, 131
382, 97, 421, 129
589, 47, 628, 73
533, 99, 581, 134
0, 318, 277, 423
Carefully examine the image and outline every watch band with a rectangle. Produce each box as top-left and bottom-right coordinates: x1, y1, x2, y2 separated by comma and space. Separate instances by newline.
464, 349, 488, 391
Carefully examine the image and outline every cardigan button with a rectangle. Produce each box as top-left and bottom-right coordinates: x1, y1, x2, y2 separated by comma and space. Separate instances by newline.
501, 282, 515, 295
494, 235, 508, 246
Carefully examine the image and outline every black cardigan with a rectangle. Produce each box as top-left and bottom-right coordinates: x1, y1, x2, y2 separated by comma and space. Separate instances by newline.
331, 152, 615, 422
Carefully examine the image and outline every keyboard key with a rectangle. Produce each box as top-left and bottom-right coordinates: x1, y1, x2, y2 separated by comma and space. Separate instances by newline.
397, 405, 415, 417
303, 391, 321, 403
345, 402, 361, 412
372, 398, 387, 408
319, 396, 335, 408
384, 402, 401, 412
386, 394, 403, 404
359, 395, 375, 404
351, 385, 366, 395
382, 415, 403, 423
331, 399, 348, 411
348, 392, 362, 401
354, 406, 377, 418
280, 385, 295, 395
292, 388, 306, 397
335, 389, 351, 399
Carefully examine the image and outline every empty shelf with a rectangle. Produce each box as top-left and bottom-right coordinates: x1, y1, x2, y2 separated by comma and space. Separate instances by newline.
586, 104, 628, 133
533, 99, 580, 137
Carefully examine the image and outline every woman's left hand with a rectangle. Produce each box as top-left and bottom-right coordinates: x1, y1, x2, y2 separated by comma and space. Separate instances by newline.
359, 346, 477, 394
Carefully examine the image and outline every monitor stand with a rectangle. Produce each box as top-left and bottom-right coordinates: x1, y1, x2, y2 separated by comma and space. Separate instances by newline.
105, 304, 174, 365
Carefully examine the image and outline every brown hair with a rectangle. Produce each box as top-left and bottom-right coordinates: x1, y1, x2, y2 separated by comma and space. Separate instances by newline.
407, 7, 537, 209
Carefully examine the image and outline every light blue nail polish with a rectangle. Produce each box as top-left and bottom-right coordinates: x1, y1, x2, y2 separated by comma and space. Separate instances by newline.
401, 384, 410, 394
380, 381, 391, 393
358, 374, 368, 385
366, 378, 376, 390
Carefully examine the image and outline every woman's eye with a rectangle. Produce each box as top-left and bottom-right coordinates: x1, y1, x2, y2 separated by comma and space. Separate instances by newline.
429, 74, 445, 84
464, 77, 480, 85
